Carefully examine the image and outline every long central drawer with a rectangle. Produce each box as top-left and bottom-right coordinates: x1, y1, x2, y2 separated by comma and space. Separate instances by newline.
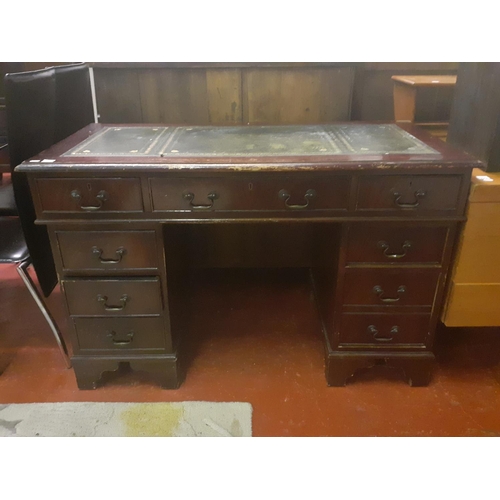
149, 175, 351, 212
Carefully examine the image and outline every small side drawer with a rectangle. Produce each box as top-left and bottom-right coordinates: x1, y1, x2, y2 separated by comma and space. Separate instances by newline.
73, 317, 166, 351
56, 230, 158, 271
355, 175, 463, 213
346, 224, 449, 265
149, 175, 350, 212
342, 269, 441, 307
62, 278, 163, 316
36, 178, 143, 213
338, 313, 431, 347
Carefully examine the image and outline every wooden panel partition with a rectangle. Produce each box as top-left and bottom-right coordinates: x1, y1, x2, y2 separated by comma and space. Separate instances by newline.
2, 63, 457, 126
92, 63, 356, 125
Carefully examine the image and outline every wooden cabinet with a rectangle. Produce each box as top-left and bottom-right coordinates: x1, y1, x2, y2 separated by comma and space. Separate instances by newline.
17, 122, 479, 389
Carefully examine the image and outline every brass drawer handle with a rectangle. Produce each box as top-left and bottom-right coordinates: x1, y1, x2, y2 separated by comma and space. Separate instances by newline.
373, 285, 406, 302
183, 191, 219, 209
279, 189, 316, 209
393, 190, 426, 208
71, 189, 108, 211
377, 240, 412, 259
92, 246, 126, 264
106, 330, 134, 346
368, 325, 399, 342
97, 294, 129, 311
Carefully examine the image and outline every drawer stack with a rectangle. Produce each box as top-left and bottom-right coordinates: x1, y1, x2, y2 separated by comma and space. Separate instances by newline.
324, 173, 462, 386
337, 224, 449, 351
41, 177, 179, 390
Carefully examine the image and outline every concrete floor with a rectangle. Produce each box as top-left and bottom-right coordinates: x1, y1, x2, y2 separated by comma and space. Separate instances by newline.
1, 263, 500, 437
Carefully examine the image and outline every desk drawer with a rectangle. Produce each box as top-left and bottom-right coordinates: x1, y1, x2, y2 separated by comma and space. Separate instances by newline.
338, 313, 430, 347
73, 317, 166, 351
346, 225, 449, 265
62, 278, 163, 316
56, 230, 158, 271
149, 175, 350, 212
356, 175, 462, 213
37, 178, 143, 213
342, 269, 440, 307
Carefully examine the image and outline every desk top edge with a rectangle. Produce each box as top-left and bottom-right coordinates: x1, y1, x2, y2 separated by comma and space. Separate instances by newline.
15, 122, 483, 173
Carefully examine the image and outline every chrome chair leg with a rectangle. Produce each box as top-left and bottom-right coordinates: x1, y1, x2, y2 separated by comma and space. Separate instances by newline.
16, 260, 72, 368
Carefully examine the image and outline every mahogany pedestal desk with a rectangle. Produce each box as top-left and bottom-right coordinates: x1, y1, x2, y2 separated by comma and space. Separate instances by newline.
16, 123, 480, 389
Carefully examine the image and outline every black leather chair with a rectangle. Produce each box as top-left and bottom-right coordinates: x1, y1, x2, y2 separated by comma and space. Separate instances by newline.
5, 62, 94, 297
0, 145, 16, 215
0, 98, 16, 214
1, 63, 94, 367
0, 216, 71, 367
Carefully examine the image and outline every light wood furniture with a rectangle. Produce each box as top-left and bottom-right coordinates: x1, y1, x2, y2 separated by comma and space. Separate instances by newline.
16, 123, 479, 389
442, 168, 500, 326
392, 75, 457, 139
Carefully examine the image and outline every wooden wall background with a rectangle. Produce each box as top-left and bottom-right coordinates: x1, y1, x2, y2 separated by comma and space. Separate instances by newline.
447, 63, 500, 172
91, 62, 459, 125
1, 62, 459, 124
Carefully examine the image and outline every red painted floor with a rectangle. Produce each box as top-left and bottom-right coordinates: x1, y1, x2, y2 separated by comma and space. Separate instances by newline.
1, 263, 500, 436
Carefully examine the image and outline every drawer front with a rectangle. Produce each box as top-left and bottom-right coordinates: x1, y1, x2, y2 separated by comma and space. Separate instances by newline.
150, 175, 350, 212
356, 175, 462, 213
37, 178, 143, 213
63, 278, 163, 316
338, 313, 431, 347
56, 230, 158, 271
73, 317, 166, 351
342, 269, 441, 307
346, 225, 449, 264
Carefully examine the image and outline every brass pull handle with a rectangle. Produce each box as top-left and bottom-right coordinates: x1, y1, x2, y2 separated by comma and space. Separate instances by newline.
377, 240, 412, 259
279, 189, 317, 209
393, 190, 426, 208
368, 325, 399, 342
92, 246, 126, 264
106, 330, 134, 346
373, 285, 406, 303
183, 191, 219, 209
71, 189, 108, 211
97, 294, 129, 311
